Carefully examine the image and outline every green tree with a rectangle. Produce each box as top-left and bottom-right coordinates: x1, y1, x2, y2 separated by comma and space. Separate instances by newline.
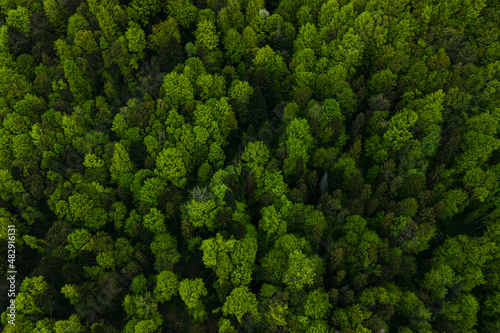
143, 208, 167, 234
54, 315, 85, 333
454, 130, 500, 173
63, 59, 92, 102
123, 292, 159, 320
223, 28, 245, 64
217, 0, 244, 33
195, 18, 219, 51
259, 205, 287, 239
166, 0, 198, 28
330, 28, 365, 70
407, 90, 445, 128
154, 270, 179, 303
304, 288, 331, 320
339, 215, 382, 276
193, 97, 237, 146
222, 286, 258, 323
125, 22, 146, 59
200, 233, 258, 286
440, 189, 468, 220
383, 109, 418, 151
433, 234, 494, 292
9, 276, 51, 318
245, 0, 266, 24
138, 177, 168, 207
43, 0, 68, 28
134, 317, 163, 333
179, 278, 208, 322
149, 17, 180, 52
155, 147, 187, 188
294, 23, 320, 54
196, 73, 226, 100
150, 233, 181, 272
0, 67, 32, 102
110, 143, 134, 187
241, 141, 270, 185
283, 118, 314, 178
218, 318, 237, 333
161, 72, 194, 109
149, 18, 182, 70
96, 251, 115, 270
0, 169, 24, 203
128, 0, 162, 25
368, 69, 398, 95
242, 26, 258, 50
439, 293, 480, 331
67, 13, 89, 42
333, 304, 371, 333
185, 198, 217, 230
283, 249, 323, 291
114, 237, 134, 268
6, 6, 31, 35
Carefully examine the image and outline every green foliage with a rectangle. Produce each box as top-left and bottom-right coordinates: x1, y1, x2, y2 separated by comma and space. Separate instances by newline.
440, 293, 480, 331
283, 249, 323, 290
123, 292, 159, 320
2, 0, 500, 331
67, 13, 89, 42
193, 97, 237, 146
130, 275, 148, 295
196, 73, 226, 100
454, 130, 500, 173
340, 215, 382, 275
43, 0, 67, 28
304, 288, 331, 319
65, 228, 92, 255
150, 233, 181, 272
241, 140, 270, 183
13, 276, 50, 317
200, 233, 258, 286
259, 205, 287, 239
167, 0, 198, 28
125, 22, 146, 55
143, 208, 167, 233
63, 59, 92, 102
433, 235, 494, 292
383, 109, 418, 150
0, 169, 24, 202
110, 143, 134, 181
54, 315, 85, 333
128, 0, 162, 25
134, 317, 163, 333
283, 118, 314, 177
149, 17, 180, 52
185, 198, 217, 230
408, 90, 445, 128
440, 189, 468, 219
222, 286, 258, 322
223, 29, 245, 63
294, 23, 320, 54
368, 69, 398, 94
154, 270, 179, 303
6, 6, 31, 35
218, 318, 237, 333
195, 18, 219, 51
155, 147, 187, 188
179, 278, 208, 321
161, 72, 195, 109
333, 303, 371, 332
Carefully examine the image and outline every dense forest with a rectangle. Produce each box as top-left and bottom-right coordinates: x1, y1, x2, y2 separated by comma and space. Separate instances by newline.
1, 0, 500, 332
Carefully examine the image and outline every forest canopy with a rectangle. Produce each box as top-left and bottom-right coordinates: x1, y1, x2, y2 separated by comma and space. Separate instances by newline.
1, 0, 500, 332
